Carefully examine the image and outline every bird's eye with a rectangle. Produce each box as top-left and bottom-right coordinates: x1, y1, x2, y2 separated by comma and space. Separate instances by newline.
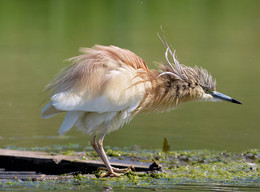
203, 87, 211, 93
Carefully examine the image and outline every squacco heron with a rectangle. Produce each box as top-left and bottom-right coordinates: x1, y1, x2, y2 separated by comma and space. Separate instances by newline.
42, 35, 241, 177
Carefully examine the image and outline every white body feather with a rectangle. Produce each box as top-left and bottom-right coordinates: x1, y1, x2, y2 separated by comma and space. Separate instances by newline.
42, 64, 150, 136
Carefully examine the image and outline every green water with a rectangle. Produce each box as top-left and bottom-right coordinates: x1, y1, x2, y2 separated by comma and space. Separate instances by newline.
0, 0, 259, 190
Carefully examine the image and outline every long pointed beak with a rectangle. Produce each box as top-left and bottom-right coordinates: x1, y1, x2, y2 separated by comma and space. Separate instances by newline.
212, 91, 242, 104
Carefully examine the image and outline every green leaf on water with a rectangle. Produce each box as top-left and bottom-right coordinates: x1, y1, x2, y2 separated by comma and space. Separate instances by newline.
162, 137, 170, 152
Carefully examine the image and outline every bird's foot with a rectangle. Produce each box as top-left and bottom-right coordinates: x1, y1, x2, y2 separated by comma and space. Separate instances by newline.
100, 171, 122, 178
112, 164, 135, 173
98, 165, 135, 177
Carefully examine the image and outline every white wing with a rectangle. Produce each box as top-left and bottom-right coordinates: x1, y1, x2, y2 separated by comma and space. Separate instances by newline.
50, 67, 148, 114
41, 67, 150, 135
51, 92, 129, 113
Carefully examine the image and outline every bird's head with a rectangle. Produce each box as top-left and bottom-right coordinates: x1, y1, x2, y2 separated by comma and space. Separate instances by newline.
190, 66, 242, 104
157, 34, 242, 105
200, 88, 242, 104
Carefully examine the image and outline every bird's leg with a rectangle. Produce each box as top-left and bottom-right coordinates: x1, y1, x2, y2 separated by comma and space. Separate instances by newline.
97, 131, 135, 177
91, 135, 107, 163
96, 131, 121, 177
91, 134, 118, 177
91, 135, 127, 176
91, 132, 134, 177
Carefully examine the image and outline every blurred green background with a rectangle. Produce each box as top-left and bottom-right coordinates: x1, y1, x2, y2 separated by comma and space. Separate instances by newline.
0, 0, 259, 151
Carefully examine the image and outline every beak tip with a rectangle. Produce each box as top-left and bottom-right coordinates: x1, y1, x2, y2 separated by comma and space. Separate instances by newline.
212, 91, 242, 105
232, 99, 242, 105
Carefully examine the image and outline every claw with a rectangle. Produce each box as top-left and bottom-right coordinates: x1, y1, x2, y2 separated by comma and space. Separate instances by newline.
97, 165, 135, 177
100, 171, 122, 177
112, 165, 135, 173
129, 164, 135, 171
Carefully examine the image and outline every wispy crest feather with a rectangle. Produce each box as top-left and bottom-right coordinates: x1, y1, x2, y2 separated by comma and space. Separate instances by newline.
157, 32, 216, 91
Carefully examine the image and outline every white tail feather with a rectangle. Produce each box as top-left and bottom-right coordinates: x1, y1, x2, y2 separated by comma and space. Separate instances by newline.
58, 111, 82, 135
41, 102, 61, 119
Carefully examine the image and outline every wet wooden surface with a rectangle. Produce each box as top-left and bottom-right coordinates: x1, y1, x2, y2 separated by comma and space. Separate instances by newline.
0, 149, 148, 179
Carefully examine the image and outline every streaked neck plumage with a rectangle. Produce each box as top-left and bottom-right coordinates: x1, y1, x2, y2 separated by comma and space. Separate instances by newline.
136, 68, 205, 113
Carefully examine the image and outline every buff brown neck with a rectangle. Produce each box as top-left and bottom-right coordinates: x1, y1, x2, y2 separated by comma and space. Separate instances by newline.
136, 70, 204, 114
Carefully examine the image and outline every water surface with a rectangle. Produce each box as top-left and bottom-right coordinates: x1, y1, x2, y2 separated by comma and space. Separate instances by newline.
0, 0, 259, 155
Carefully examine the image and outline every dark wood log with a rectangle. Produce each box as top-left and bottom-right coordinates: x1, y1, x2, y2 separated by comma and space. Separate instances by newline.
0, 149, 148, 176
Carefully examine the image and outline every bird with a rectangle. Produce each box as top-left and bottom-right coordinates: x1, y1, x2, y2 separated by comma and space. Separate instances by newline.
41, 34, 241, 177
